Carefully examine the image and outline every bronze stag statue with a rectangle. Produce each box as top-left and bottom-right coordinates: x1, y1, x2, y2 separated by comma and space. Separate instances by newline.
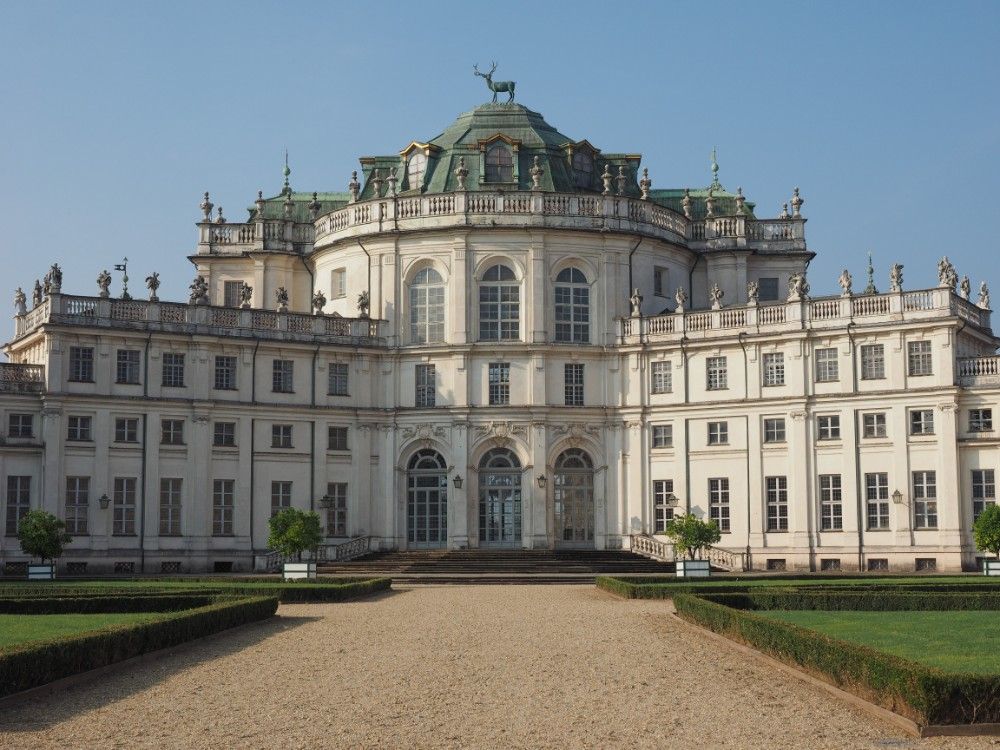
474, 62, 515, 104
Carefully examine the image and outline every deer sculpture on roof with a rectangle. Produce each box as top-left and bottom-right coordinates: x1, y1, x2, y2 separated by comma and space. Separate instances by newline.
473, 62, 515, 104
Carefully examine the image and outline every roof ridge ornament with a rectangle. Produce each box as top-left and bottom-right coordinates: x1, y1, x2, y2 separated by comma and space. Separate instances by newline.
864, 252, 877, 295
473, 61, 516, 104
282, 150, 292, 196
639, 168, 651, 201
709, 147, 723, 191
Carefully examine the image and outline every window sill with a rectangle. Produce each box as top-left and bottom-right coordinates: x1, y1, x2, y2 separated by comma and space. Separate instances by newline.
160, 443, 187, 450
212, 444, 238, 450
327, 393, 350, 398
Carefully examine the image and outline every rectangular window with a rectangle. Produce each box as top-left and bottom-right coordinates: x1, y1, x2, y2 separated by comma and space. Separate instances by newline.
223, 280, 243, 308
114, 417, 139, 443
706, 356, 728, 391
912, 470, 938, 529
488, 362, 510, 406
212, 479, 234, 536
478, 281, 520, 341
213, 421, 236, 447
326, 482, 348, 536
65, 476, 89, 535
159, 478, 182, 536
162, 352, 185, 388
272, 424, 293, 449
331, 268, 346, 298
814, 347, 839, 382
762, 352, 785, 387
270, 481, 292, 517
4, 476, 30, 537
708, 478, 730, 532
765, 476, 788, 532
707, 421, 728, 445
328, 363, 349, 396
758, 278, 779, 302
415, 364, 436, 407
763, 417, 786, 443
819, 474, 843, 531
328, 426, 348, 451
116, 349, 141, 385
272, 359, 294, 393
860, 344, 885, 380
653, 479, 675, 533
862, 412, 887, 439
909, 409, 934, 435
214, 356, 238, 391
564, 364, 584, 406
67, 415, 92, 441
817, 415, 841, 440
112, 477, 137, 536
651, 424, 673, 449
865, 472, 890, 530
972, 469, 996, 521
907, 340, 933, 377
970, 408, 994, 433
7, 413, 33, 438
161, 419, 184, 446
69, 346, 95, 383
650, 361, 672, 394
653, 266, 668, 297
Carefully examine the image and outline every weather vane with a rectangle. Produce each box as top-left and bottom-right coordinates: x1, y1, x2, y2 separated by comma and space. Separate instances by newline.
473, 62, 516, 104
114, 257, 130, 300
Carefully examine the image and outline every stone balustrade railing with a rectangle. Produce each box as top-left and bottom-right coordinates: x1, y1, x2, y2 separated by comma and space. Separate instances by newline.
12, 294, 385, 346
957, 355, 1000, 386
0, 363, 45, 393
619, 287, 991, 342
196, 217, 315, 255
629, 534, 748, 571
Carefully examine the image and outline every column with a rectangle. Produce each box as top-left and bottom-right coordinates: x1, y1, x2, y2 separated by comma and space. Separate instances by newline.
450, 422, 469, 548
530, 423, 548, 549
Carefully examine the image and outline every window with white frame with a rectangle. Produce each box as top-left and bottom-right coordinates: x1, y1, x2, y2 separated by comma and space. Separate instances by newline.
706, 356, 728, 390
415, 364, 436, 407
763, 417, 786, 443
707, 421, 728, 445
862, 412, 887, 439
65, 476, 89, 535
485, 143, 513, 182
112, 477, 136, 536
114, 417, 139, 443
328, 362, 349, 396
860, 344, 885, 380
7, 414, 33, 438
817, 415, 841, 440
213, 421, 236, 447
970, 408, 993, 432
814, 347, 839, 382
410, 268, 445, 343
708, 478, 730, 532
326, 482, 348, 536
912, 470, 938, 528
564, 364, 584, 406
328, 426, 348, 451
653, 266, 669, 298
69, 346, 94, 382
162, 353, 185, 388
819, 474, 843, 531
116, 349, 141, 385
865, 472, 890, 530
212, 479, 234, 536
909, 409, 934, 435
406, 151, 427, 191
479, 264, 519, 341
554, 268, 590, 343
907, 340, 933, 376
766, 476, 788, 532
651, 361, 672, 394
653, 479, 675, 533
67, 415, 92, 441
272, 359, 294, 393
488, 362, 510, 405
652, 424, 673, 448
4, 476, 30, 537
271, 424, 293, 449
161, 419, 184, 445
223, 280, 243, 308
270, 481, 292, 517
214, 355, 237, 391
159, 478, 182, 536
762, 352, 785, 387
972, 469, 996, 521
331, 268, 346, 299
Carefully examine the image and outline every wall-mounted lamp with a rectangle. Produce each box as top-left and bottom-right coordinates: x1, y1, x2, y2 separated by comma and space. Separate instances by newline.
537, 474, 547, 489
98, 493, 111, 510
452, 474, 463, 490
891, 489, 906, 506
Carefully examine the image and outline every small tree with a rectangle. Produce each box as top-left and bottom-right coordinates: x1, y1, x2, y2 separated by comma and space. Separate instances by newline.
974, 505, 1000, 559
267, 508, 323, 562
663, 513, 721, 560
17, 510, 72, 564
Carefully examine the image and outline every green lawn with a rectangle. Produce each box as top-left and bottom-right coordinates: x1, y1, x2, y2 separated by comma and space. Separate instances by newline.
756, 610, 1000, 674
0, 613, 166, 649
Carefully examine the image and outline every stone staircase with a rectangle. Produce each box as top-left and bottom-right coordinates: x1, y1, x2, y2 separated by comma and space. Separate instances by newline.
318, 548, 676, 584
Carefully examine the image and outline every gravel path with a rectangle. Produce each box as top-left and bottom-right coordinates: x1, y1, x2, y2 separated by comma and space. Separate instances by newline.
0, 585, 996, 749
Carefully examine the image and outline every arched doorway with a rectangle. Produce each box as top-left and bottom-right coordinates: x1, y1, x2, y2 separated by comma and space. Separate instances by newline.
406, 449, 447, 549
478, 448, 522, 547
553, 448, 595, 548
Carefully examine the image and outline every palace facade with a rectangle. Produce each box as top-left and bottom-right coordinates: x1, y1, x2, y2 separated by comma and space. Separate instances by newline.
2, 101, 997, 574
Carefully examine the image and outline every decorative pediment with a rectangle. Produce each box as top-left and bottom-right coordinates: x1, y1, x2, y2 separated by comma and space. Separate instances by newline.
562, 139, 602, 159
551, 423, 601, 448
477, 132, 522, 151
399, 141, 441, 158
473, 421, 528, 447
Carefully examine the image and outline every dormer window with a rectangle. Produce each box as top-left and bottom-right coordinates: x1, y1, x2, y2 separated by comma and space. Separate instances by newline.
485, 143, 513, 182
407, 151, 427, 191
573, 151, 593, 188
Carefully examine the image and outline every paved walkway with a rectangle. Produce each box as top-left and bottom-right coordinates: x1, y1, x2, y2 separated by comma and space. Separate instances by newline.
0, 585, 993, 749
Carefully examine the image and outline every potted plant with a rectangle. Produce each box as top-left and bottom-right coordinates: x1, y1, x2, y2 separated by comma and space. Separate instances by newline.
663, 513, 721, 578
17, 510, 72, 580
267, 508, 323, 581
974, 504, 1000, 576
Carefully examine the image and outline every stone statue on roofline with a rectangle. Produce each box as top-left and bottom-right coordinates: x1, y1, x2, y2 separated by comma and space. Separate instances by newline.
960, 275, 971, 301
838, 269, 853, 297
787, 272, 809, 302
97, 270, 112, 298
674, 287, 687, 314
747, 280, 759, 306
32, 280, 42, 307
145, 272, 160, 302
239, 282, 253, 309
312, 289, 327, 315
42, 271, 51, 297
275, 287, 289, 312
979, 282, 991, 310
13, 287, 26, 316
937, 256, 958, 289
188, 275, 209, 305
357, 290, 371, 319
708, 283, 724, 310
629, 288, 643, 317
48, 264, 62, 293
889, 263, 904, 292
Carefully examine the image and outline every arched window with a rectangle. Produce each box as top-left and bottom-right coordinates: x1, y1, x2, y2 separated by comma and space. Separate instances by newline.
407, 152, 426, 191
410, 267, 445, 343
479, 264, 519, 341
572, 151, 593, 189
553, 448, 594, 547
479, 448, 522, 546
554, 267, 590, 344
485, 144, 513, 182
407, 449, 447, 548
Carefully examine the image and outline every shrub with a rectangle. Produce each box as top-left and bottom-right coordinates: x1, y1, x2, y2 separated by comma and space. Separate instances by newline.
267, 508, 323, 562
694, 590, 1000, 612
0, 595, 218, 614
974, 505, 1000, 558
662, 514, 721, 560
17, 510, 72, 563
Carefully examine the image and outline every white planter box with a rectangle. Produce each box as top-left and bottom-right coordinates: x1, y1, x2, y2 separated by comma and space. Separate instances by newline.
676, 559, 711, 578
984, 559, 1000, 577
27, 564, 55, 581
283, 562, 317, 581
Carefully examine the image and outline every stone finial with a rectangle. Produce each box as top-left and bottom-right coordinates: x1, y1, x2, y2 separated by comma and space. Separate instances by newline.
145, 272, 160, 302
708, 282, 724, 310
371, 169, 383, 198
978, 281, 991, 310
530, 156, 544, 191
709, 147, 722, 190
13, 287, 26, 316
216, 206, 226, 224
681, 188, 692, 219
282, 150, 292, 196
200, 191, 213, 221
705, 188, 715, 218
735, 186, 746, 215
308, 192, 321, 220
889, 263, 904, 292
787, 272, 809, 302
188, 275, 209, 305
639, 168, 651, 201
937, 256, 958, 289
960, 275, 971, 300
348, 171, 361, 203
601, 164, 613, 195
282, 192, 294, 220
254, 190, 266, 220
357, 289, 371, 319
32, 280, 42, 307
629, 288, 643, 317
615, 166, 627, 196
42, 270, 51, 297
387, 167, 398, 197
746, 280, 759, 306
779, 202, 790, 219
97, 270, 112, 298
275, 286, 289, 312
454, 157, 469, 190
863, 252, 877, 295
239, 282, 253, 309
790, 186, 803, 217
312, 289, 327, 315
674, 286, 688, 314
838, 268, 853, 297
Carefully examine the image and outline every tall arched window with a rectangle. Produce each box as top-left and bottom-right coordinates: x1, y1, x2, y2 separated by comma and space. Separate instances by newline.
554, 267, 590, 343
485, 144, 513, 182
553, 448, 595, 547
478, 448, 522, 546
407, 449, 447, 548
572, 151, 593, 189
479, 264, 519, 341
410, 267, 445, 343
407, 152, 427, 191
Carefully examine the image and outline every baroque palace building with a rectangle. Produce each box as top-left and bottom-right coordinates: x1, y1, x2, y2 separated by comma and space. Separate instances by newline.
1, 97, 998, 574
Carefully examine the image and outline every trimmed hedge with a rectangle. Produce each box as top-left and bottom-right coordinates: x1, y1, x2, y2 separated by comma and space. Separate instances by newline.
0, 595, 278, 699
673, 593, 1000, 726
0, 595, 218, 614
698, 590, 1000, 611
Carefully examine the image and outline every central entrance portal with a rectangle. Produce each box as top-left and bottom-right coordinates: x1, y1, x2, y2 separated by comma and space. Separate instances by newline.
553, 448, 595, 548
478, 448, 522, 547
407, 449, 448, 549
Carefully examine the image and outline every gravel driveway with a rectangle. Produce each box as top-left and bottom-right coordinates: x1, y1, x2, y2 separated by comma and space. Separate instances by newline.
0, 585, 995, 749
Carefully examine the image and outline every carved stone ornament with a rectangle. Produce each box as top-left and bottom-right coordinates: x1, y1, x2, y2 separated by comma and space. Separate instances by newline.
639, 168, 651, 200
348, 171, 361, 203
48, 264, 62, 293
601, 164, 613, 196
708, 283, 724, 310
312, 289, 327, 315
787, 272, 810, 302
530, 156, 544, 190
13, 287, 26, 315
552, 423, 600, 448
674, 286, 688, 314
960, 275, 971, 301
474, 421, 528, 447
400, 424, 447, 448
145, 271, 160, 302
454, 157, 469, 191
889, 263, 904, 292
275, 287, 290, 312
615, 166, 627, 196
188, 275, 209, 305
32, 280, 42, 307
838, 268, 853, 297
979, 281, 991, 310
937, 256, 958, 289
681, 188, 692, 219
746, 280, 759, 306
629, 288, 643, 317
96, 270, 112, 298
239, 282, 253, 309
472, 61, 515, 104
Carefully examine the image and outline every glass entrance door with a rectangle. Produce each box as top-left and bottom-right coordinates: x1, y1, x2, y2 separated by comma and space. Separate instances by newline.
553, 449, 595, 548
407, 449, 448, 549
478, 448, 522, 547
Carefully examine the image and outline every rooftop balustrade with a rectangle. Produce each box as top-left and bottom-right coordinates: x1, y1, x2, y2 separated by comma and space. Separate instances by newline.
0, 363, 44, 393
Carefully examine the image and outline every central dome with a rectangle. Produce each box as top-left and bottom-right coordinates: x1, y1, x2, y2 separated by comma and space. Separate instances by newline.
428, 103, 575, 150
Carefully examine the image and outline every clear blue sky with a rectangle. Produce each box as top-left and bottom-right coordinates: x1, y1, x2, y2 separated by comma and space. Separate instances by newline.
1, 1, 998, 312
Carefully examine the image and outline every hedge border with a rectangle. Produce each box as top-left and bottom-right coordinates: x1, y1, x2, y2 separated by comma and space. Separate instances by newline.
697, 590, 1000, 611
0, 595, 219, 614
